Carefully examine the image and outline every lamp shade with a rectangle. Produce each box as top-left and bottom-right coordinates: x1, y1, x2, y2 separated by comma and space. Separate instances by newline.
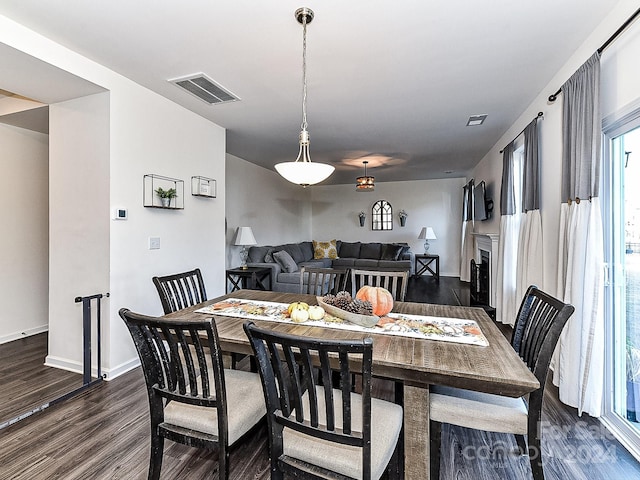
234, 226, 257, 246
418, 227, 437, 240
275, 161, 334, 186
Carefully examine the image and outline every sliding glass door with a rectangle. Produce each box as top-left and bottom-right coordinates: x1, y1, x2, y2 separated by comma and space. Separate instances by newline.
603, 111, 640, 460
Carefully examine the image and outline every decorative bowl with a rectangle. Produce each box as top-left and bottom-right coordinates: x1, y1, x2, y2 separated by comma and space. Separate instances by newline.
316, 297, 379, 328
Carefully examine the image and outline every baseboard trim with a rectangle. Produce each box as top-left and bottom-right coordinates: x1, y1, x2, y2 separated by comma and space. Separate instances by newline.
44, 355, 140, 381
0, 325, 48, 345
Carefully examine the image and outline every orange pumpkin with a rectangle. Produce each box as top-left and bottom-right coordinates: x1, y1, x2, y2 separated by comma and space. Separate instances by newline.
356, 286, 393, 316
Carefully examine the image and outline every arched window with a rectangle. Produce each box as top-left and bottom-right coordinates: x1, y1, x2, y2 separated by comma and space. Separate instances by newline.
372, 200, 393, 230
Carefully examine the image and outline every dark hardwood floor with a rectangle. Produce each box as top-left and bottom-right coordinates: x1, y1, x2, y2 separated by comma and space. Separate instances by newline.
1, 276, 639, 479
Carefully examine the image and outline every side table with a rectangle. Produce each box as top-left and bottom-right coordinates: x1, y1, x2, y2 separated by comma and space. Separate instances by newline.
226, 267, 272, 293
414, 254, 440, 281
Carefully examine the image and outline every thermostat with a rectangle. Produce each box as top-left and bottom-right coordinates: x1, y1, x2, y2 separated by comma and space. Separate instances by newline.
113, 208, 128, 220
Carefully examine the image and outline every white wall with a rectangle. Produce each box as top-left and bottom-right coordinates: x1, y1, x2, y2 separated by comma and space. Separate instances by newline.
469, 0, 640, 296
311, 178, 466, 276
0, 123, 48, 343
0, 15, 227, 379
225, 154, 312, 268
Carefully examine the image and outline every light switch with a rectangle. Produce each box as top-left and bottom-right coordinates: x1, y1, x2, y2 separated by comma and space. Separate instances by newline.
149, 237, 160, 250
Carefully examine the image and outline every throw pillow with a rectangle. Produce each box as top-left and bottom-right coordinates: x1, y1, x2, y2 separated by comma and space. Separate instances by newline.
273, 250, 298, 273
339, 241, 361, 258
264, 248, 276, 263
360, 242, 382, 259
380, 244, 404, 261
313, 239, 338, 259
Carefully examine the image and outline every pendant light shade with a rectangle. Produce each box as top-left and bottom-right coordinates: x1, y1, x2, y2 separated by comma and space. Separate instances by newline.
275, 7, 334, 187
356, 160, 375, 191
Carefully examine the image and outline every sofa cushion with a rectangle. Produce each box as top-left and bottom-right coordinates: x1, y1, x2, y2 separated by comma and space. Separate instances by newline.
248, 246, 271, 263
300, 241, 315, 261
281, 244, 305, 264
353, 259, 380, 268
300, 260, 332, 268
381, 244, 405, 261
339, 242, 361, 258
360, 243, 382, 259
277, 271, 304, 284
313, 240, 338, 259
274, 250, 298, 273
378, 260, 411, 270
332, 258, 356, 267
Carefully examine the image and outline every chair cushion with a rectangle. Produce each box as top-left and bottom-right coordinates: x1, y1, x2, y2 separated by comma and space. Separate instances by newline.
274, 250, 299, 273
163, 369, 265, 445
283, 386, 403, 480
430, 385, 528, 435
313, 240, 338, 259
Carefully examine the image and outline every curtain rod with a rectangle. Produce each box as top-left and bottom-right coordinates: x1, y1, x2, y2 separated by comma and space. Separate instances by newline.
499, 112, 543, 154
548, 7, 640, 103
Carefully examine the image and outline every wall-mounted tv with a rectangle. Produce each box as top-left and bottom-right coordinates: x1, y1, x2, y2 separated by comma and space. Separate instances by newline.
473, 180, 493, 221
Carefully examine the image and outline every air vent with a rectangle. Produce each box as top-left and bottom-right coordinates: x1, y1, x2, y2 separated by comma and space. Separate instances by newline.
169, 74, 240, 105
466, 114, 487, 126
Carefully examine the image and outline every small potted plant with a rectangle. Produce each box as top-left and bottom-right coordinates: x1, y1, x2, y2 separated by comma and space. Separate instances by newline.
358, 211, 366, 227
155, 187, 178, 208
399, 209, 408, 227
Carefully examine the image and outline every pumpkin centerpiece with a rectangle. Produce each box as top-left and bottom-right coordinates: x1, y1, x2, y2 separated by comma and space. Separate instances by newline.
355, 286, 394, 316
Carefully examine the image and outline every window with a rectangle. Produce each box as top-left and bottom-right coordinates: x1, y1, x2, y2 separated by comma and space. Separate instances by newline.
372, 200, 393, 230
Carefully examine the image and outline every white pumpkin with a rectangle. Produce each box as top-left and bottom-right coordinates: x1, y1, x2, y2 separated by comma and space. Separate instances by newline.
290, 307, 310, 323
307, 305, 325, 320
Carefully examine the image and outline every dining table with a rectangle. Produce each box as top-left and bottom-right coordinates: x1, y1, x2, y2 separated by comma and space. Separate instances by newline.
164, 289, 539, 480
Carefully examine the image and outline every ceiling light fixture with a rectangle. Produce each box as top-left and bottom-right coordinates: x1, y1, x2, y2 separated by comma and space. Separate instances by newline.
356, 160, 375, 191
275, 7, 334, 187
466, 114, 487, 126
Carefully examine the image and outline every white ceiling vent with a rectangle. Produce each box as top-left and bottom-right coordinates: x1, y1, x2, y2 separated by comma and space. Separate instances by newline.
169, 73, 240, 105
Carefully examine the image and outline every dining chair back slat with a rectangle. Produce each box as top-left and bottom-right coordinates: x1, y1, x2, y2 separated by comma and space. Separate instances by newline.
299, 267, 349, 296
152, 268, 207, 314
350, 269, 409, 301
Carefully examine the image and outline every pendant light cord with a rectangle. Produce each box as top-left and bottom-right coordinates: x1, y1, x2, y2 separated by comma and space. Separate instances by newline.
301, 14, 308, 132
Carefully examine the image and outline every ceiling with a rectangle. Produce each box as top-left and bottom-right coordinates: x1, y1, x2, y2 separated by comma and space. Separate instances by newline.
0, 0, 621, 184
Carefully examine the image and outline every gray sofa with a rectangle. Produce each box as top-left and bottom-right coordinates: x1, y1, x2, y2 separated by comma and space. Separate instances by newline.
247, 240, 413, 293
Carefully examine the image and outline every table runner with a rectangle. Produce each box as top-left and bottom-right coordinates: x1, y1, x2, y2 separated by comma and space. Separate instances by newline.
195, 298, 488, 347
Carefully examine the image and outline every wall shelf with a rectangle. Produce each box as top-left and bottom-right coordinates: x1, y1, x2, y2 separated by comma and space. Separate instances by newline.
191, 176, 216, 198
143, 174, 184, 209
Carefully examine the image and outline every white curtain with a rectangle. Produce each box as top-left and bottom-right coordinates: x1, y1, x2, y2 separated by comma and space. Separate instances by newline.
516, 119, 544, 303
552, 52, 604, 417
497, 211, 521, 325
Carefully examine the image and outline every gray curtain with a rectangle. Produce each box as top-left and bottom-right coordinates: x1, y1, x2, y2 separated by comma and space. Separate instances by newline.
500, 142, 515, 216
523, 118, 540, 211
561, 51, 601, 201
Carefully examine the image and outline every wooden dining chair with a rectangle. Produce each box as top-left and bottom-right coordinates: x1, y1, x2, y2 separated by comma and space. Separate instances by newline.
299, 267, 348, 296
152, 268, 207, 314
243, 321, 403, 480
350, 269, 409, 301
429, 286, 575, 480
119, 309, 266, 480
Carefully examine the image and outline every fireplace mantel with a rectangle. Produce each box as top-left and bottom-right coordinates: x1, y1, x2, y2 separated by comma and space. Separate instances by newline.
471, 233, 499, 307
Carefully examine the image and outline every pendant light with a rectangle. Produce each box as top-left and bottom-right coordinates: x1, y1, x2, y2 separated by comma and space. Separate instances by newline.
275, 7, 334, 187
356, 160, 375, 191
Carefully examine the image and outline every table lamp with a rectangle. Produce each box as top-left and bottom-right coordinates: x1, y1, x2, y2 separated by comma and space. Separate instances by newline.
234, 226, 257, 269
418, 227, 436, 253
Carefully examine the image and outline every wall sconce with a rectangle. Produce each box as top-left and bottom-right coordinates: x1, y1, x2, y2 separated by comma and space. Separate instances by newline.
358, 211, 366, 227
398, 210, 408, 227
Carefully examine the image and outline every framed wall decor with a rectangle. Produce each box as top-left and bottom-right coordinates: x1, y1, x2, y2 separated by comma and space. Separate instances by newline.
372, 200, 393, 230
